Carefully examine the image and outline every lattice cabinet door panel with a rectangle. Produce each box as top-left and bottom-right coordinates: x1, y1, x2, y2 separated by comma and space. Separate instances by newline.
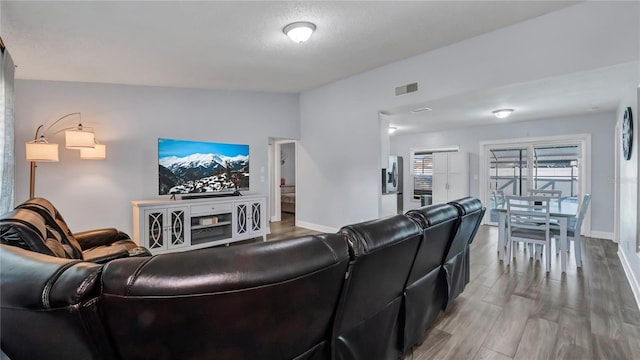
142, 206, 190, 252
233, 198, 266, 240
235, 203, 249, 237
167, 207, 189, 250
143, 209, 166, 252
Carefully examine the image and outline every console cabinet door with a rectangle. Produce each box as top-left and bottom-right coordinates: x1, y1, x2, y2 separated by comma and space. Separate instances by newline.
233, 199, 265, 240
143, 208, 167, 252
142, 206, 189, 253
167, 207, 189, 250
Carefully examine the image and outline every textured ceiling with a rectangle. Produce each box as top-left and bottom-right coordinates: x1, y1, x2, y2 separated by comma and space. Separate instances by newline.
1, 0, 579, 93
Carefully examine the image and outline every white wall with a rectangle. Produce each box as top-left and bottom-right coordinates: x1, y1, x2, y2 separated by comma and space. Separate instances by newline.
14, 80, 299, 235
390, 112, 616, 235
618, 85, 640, 308
299, 1, 639, 231
280, 142, 295, 185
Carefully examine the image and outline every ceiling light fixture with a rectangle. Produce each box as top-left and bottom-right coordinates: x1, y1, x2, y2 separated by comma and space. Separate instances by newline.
492, 109, 514, 119
388, 126, 397, 134
410, 107, 432, 114
283, 22, 316, 43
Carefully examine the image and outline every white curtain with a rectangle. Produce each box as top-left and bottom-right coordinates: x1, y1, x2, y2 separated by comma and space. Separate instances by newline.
0, 40, 15, 214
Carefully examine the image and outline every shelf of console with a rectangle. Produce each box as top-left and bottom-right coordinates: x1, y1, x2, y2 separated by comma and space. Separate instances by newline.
132, 194, 267, 254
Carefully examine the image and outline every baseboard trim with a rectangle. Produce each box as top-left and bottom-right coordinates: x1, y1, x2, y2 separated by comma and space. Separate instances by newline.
295, 220, 339, 234
590, 231, 614, 240
618, 248, 640, 311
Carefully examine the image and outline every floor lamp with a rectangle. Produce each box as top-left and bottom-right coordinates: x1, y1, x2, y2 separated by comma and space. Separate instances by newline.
25, 112, 106, 199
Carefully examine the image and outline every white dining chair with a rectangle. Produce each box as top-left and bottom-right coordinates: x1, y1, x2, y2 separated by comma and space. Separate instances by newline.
528, 189, 562, 200
551, 194, 591, 267
506, 196, 552, 272
492, 190, 505, 206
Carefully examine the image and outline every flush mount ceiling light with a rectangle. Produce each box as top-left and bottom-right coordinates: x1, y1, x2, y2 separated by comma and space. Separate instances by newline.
492, 109, 514, 119
283, 22, 316, 43
410, 107, 432, 114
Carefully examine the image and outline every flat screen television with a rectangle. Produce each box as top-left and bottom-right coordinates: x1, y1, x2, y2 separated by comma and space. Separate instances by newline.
158, 138, 249, 196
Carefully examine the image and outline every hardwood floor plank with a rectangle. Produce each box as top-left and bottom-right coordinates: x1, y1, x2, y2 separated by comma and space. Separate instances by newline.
623, 323, 640, 356
591, 333, 633, 360
513, 317, 558, 360
404, 327, 451, 360
472, 347, 512, 360
551, 309, 592, 359
423, 298, 502, 359
482, 295, 537, 357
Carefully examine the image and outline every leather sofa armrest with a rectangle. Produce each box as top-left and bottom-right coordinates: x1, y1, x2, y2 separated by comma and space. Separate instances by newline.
74, 228, 131, 250
82, 245, 131, 264
0, 244, 102, 309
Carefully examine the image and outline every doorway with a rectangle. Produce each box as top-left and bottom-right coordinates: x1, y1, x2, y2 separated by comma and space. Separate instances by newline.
270, 139, 297, 223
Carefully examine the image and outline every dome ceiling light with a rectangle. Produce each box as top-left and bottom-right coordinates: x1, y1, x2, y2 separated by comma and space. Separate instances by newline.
283, 22, 316, 43
492, 109, 514, 119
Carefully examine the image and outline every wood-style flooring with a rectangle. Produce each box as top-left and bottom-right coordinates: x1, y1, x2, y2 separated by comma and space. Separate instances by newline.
268, 217, 640, 360
267, 212, 318, 241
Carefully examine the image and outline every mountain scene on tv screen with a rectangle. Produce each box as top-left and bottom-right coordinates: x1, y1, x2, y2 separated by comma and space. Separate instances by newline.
159, 153, 249, 195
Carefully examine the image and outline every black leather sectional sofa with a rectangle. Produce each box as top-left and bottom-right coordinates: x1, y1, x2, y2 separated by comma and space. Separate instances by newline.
0, 197, 484, 360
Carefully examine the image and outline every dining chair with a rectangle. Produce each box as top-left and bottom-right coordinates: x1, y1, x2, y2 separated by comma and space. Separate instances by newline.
528, 189, 562, 200
491, 190, 505, 206
506, 196, 552, 272
551, 193, 591, 267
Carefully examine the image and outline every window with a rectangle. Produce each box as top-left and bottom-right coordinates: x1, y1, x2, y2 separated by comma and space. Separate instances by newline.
411, 149, 457, 201
412, 152, 433, 199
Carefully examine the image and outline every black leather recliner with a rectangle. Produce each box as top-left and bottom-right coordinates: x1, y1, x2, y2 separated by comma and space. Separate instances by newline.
333, 215, 422, 360
9, 197, 149, 262
446, 197, 485, 299
0, 244, 116, 360
99, 234, 350, 360
403, 203, 460, 353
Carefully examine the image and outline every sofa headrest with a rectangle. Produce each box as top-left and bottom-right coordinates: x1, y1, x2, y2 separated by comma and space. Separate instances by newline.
16, 198, 83, 258
17, 197, 58, 218
406, 203, 459, 229
339, 214, 422, 258
448, 197, 483, 215
102, 233, 349, 296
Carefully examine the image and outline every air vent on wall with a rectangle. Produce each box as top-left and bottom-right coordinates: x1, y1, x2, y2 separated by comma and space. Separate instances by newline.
395, 82, 418, 96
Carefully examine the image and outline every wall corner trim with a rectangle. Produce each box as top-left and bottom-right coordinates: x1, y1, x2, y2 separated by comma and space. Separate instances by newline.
618, 248, 640, 312
295, 220, 339, 234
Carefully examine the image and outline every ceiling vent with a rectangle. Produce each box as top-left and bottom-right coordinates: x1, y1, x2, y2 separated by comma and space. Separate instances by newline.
395, 82, 418, 96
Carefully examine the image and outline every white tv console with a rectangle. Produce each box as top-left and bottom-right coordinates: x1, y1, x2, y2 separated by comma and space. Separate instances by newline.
132, 194, 267, 254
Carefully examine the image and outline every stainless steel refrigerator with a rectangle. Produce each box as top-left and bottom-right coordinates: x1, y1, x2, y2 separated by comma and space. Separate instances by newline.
382, 155, 403, 214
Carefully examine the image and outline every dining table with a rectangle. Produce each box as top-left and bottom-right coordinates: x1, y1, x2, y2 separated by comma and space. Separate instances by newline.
493, 198, 578, 273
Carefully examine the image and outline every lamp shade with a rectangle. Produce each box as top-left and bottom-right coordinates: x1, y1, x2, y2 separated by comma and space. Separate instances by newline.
80, 144, 106, 159
65, 129, 95, 149
26, 142, 59, 162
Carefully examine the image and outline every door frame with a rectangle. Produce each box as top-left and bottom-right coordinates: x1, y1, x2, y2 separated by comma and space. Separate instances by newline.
479, 133, 592, 235
271, 139, 297, 222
